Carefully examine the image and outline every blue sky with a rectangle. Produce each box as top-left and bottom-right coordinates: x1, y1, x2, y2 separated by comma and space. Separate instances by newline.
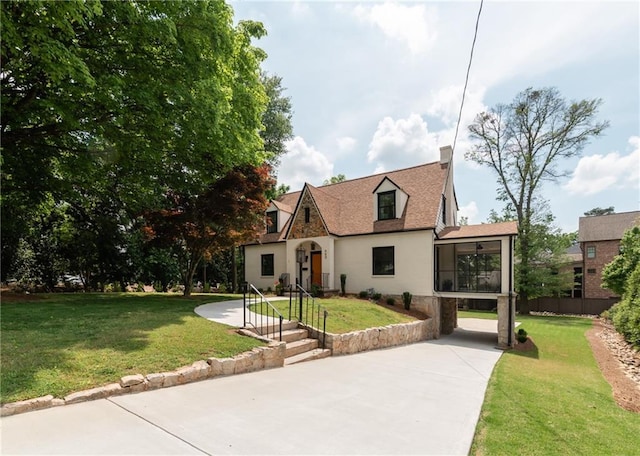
232, 1, 639, 232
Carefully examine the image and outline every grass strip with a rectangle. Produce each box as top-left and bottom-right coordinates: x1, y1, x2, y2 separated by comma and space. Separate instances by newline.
1, 293, 263, 404
469, 312, 640, 455
250, 296, 416, 334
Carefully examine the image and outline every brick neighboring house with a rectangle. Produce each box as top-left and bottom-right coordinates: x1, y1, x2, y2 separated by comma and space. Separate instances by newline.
579, 211, 640, 299
243, 146, 519, 345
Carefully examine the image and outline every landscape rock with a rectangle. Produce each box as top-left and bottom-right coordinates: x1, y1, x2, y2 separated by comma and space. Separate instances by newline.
162, 371, 180, 388
65, 383, 122, 405
220, 358, 235, 376
146, 373, 164, 389
120, 374, 145, 387
208, 357, 223, 377
0, 395, 55, 417
191, 360, 211, 380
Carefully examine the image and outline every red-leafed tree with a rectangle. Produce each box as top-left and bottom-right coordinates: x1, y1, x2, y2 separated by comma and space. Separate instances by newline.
144, 164, 274, 296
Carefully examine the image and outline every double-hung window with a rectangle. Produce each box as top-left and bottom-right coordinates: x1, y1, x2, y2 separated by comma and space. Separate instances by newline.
266, 211, 278, 234
373, 246, 395, 275
261, 254, 274, 276
378, 191, 396, 220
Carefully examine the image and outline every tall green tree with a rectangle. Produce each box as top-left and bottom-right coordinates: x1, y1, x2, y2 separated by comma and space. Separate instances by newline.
468, 87, 608, 313
1, 0, 269, 281
487, 206, 574, 300
602, 226, 640, 296
261, 72, 294, 168
603, 225, 640, 347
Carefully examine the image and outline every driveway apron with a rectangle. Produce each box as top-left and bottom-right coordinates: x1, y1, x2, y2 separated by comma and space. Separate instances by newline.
1, 319, 502, 455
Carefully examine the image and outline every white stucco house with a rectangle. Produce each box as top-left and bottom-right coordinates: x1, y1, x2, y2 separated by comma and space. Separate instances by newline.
243, 146, 518, 344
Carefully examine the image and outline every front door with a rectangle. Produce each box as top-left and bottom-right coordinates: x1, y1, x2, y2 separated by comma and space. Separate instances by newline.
311, 251, 322, 287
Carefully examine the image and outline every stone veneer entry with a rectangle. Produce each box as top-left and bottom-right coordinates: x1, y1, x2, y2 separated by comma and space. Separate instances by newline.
1, 319, 435, 417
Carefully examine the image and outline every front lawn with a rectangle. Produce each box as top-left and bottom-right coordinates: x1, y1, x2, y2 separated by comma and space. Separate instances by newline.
1, 293, 263, 404
470, 312, 640, 455
250, 296, 417, 334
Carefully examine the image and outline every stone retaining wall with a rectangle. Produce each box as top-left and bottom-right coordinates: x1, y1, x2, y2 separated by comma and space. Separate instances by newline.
306, 318, 434, 356
2, 318, 436, 417
1, 338, 285, 417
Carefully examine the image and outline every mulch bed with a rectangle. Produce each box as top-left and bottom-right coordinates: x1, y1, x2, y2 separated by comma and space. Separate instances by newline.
586, 319, 640, 413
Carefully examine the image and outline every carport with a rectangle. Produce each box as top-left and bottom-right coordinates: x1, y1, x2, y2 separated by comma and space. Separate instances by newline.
434, 222, 518, 347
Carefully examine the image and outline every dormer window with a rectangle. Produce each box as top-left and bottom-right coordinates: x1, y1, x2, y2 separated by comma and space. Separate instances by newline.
378, 191, 396, 220
266, 211, 278, 233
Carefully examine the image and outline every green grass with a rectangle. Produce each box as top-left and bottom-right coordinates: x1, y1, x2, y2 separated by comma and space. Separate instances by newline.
459, 309, 499, 320
250, 296, 416, 334
1, 293, 263, 404
471, 313, 640, 455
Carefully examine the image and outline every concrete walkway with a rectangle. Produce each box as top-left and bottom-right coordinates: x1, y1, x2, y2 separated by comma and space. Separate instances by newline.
194, 297, 290, 328
0, 317, 503, 455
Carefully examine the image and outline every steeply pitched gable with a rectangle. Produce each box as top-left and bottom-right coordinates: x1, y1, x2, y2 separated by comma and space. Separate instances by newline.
286, 184, 331, 239
255, 160, 449, 243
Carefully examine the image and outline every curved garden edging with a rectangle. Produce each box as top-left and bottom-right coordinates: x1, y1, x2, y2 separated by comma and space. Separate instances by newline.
0, 338, 286, 417
1, 318, 435, 417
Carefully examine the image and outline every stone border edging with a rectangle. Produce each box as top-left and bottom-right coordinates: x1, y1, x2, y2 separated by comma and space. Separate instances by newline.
1, 318, 434, 417
1, 337, 286, 417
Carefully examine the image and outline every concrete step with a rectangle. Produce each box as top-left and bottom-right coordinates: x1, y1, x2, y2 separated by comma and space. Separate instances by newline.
263, 328, 309, 343
285, 338, 319, 358
250, 320, 299, 334
284, 348, 332, 366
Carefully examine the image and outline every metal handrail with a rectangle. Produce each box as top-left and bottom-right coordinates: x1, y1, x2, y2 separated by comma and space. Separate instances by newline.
243, 284, 283, 341
288, 283, 329, 349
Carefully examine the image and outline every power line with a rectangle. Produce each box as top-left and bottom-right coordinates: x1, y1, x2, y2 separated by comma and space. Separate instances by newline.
452, 0, 484, 155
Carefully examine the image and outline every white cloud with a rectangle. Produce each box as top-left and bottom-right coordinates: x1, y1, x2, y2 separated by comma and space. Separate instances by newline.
458, 201, 479, 224
351, 2, 438, 55
427, 83, 487, 128
336, 136, 357, 153
276, 136, 333, 190
564, 136, 640, 196
367, 113, 441, 172
290, 1, 311, 18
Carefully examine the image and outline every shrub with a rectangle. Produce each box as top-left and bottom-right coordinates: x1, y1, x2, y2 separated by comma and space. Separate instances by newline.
372, 292, 382, 301
203, 282, 211, 293
311, 284, 324, 297
153, 281, 163, 292
340, 274, 347, 295
358, 291, 368, 299
517, 328, 528, 343
386, 297, 395, 306
402, 291, 412, 310
609, 262, 640, 347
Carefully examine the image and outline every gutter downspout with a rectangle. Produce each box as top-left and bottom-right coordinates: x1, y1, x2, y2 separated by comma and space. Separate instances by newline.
508, 235, 514, 347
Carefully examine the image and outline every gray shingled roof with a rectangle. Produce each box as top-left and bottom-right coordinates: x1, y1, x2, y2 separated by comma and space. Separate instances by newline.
578, 211, 640, 242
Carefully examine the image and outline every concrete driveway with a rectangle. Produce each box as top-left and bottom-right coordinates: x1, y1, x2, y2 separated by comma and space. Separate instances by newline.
0, 319, 502, 455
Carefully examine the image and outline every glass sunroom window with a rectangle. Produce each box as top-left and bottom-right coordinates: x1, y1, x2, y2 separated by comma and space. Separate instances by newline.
436, 241, 502, 292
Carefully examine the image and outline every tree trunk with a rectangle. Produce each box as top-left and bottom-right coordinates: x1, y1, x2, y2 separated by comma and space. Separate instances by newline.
231, 246, 237, 293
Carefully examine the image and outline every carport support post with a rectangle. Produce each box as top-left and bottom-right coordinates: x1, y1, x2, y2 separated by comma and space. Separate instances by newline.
497, 294, 515, 348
